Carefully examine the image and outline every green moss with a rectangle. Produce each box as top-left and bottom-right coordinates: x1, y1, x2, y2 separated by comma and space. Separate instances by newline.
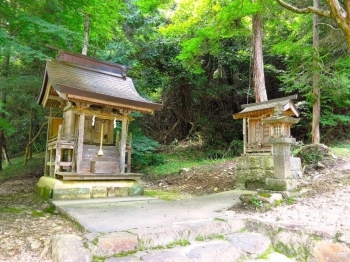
258, 192, 272, 198
195, 234, 225, 241
115, 250, 137, 257
257, 245, 275, 259
275, 242, 296, 258
0, 207, 26, 213
31, 210, 45, 217
91, 237, 99, 246
92, 256, 106, 262
166, 239, 190, 248
36, 185, 52, 200
144, 190, 186, 201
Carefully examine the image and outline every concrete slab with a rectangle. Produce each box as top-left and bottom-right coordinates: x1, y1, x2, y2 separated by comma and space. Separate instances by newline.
53, 190, 255, 233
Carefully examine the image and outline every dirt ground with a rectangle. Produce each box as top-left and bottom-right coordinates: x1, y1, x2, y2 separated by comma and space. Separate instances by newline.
0, 145, 350, 261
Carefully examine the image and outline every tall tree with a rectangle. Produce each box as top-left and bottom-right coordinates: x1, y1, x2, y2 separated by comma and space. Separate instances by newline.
252, 3, 268, 102
276, 0, 350, 50
312, 0, 320, 143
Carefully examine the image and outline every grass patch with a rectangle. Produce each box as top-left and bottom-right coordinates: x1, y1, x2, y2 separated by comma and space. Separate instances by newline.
330, 147, 350, 157
0, 207, 26, 213
144, 158, 233, 176
0, 153, 45, 182
139, 144, 236, 176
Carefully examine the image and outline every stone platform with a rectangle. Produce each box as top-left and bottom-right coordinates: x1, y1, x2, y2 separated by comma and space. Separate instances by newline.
36, 176, 144, 200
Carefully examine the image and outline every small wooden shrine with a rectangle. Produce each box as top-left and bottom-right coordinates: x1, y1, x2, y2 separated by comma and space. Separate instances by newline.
233, 95, 299, 154
37, 49, 162, 181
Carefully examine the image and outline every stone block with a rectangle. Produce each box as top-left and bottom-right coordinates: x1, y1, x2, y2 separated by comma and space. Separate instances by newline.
128, 226, 191, 249
175, 219, 231, 240
312, 241, 350, 262
91, 186, 107, 198
52, 188, 91, 200
141, 251, 190, 262
227, 232, 271, 255
52, 234, 91, 262
107, 187, 129, 197
36, 185, 52, 200
290, 157, 302, 172
247, 155, 263, 169
262, 155, 274, 169
265, 178, 298, 191
222, 217, 245, 233
96, 232, 138, 256
186, 243, 241, 262
128, 186, 144, 196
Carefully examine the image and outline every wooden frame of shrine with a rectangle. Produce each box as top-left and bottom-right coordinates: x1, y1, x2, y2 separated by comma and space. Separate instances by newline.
37, 50, 162, 181
233, 95, 299, 154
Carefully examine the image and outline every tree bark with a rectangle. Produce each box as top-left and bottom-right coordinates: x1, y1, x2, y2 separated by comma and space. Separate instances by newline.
82, 13, 90, 55
312, 0, 321, 143
252, 12, 268, 102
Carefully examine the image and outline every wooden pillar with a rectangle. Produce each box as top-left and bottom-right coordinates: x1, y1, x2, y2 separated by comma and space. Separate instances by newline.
126, 132, 132, 173
44, 115, 51, 176
119, 114, 129, 173
76, 113, 85, 173
243, 118, 247, 155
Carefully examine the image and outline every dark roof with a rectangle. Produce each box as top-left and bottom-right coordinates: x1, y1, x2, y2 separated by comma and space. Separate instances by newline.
38, 52, 162, 113
233, 95, 299, 119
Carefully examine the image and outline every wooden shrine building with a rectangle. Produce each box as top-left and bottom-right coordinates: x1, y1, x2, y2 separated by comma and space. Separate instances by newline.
233, 95, 299, 154
37, 50, 162, 181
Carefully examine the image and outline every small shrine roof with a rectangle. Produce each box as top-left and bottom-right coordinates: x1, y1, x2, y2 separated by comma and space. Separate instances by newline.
233, 95, 299, 119
37, 50, 162, 113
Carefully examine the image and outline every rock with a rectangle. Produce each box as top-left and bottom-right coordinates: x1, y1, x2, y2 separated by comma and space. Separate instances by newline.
312, 241, 350, 262
227, 232, 271, 255
106, 256, 142, 262
52, 234, 92, 262
96, 232, 138, 256
316, 162, 325, 169
128, 226, 191, 249
186, 242, 241, 262
175, 219, 231, 240
142, 251, 190, 262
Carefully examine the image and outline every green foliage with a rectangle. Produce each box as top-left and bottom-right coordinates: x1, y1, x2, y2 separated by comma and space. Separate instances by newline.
251, 196, 262, 209
131, 130, 165, 170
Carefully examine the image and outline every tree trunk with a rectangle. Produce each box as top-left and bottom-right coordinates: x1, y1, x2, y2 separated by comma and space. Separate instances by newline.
2, 145, 11, 166
82, 13, 90, 55
24, 121, 48, 165
312, 0, 321, 143
28, 108, 33, 159
0, 53, 10, 170
252, 12, 268, 102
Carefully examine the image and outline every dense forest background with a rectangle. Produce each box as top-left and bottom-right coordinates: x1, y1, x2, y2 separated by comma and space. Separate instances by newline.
0, 0, 350, 165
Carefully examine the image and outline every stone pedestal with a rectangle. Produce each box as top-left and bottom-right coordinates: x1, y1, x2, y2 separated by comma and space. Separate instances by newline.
266, 137, 298, 191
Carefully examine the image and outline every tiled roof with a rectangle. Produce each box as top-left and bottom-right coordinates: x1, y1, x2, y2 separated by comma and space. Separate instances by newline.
233, 95, 299, 119
38, 59, 162, 113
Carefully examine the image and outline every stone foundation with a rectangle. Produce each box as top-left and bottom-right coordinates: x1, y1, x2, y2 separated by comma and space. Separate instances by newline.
36, 176, 144, 200
235, 154, 302, 190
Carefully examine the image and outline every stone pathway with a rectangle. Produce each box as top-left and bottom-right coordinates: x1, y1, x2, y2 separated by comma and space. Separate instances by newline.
51, 186, 350, 262
52, 213, 350, 262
